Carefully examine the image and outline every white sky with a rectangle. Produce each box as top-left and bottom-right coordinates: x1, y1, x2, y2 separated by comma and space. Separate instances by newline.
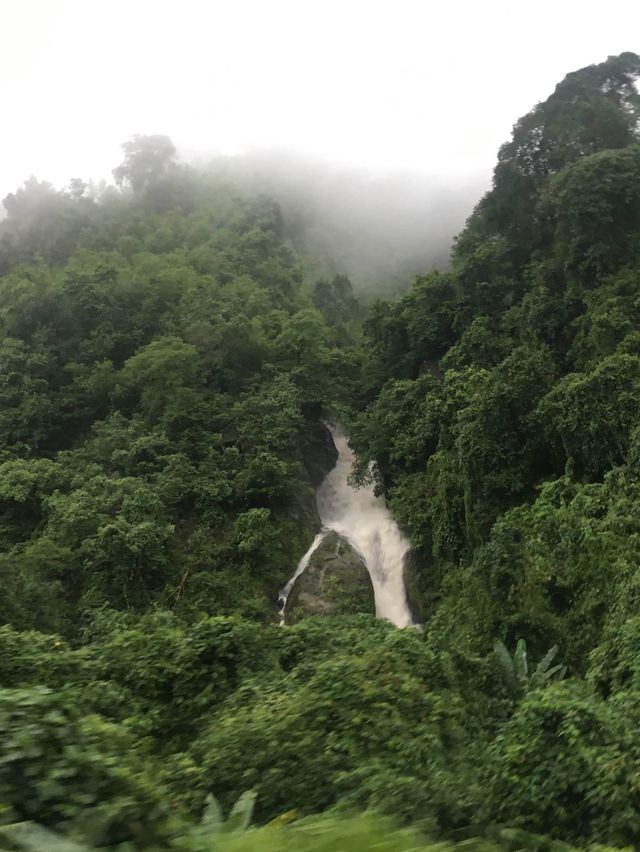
2, 0, 639, 199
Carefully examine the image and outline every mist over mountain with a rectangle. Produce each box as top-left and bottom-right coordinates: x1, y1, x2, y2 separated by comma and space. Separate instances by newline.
202, 151, 487, 297
0, 147, 486, 300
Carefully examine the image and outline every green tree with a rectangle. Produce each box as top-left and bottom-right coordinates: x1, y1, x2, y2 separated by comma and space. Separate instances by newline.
112, 134, 177, 195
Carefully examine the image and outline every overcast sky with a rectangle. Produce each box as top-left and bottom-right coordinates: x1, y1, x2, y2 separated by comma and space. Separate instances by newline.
2, 0, 639, 199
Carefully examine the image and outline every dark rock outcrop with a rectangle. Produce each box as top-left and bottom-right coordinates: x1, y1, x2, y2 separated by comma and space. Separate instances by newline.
402, 549, 424, 624
301, 419, 338, 487
286, 532, 375, 623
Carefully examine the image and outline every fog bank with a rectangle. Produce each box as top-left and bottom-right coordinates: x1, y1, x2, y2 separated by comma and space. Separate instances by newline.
207, 151, 487, 297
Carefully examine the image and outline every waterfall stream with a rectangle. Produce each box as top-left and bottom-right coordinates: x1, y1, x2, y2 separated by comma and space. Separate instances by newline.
279, 425, 413, 627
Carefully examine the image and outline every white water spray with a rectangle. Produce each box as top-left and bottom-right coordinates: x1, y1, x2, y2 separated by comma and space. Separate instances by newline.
279, 425, 413, 627
277, 531, 328, 623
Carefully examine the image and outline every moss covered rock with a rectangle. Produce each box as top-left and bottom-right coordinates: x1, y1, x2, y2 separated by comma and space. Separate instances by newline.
286, 532, 375, 623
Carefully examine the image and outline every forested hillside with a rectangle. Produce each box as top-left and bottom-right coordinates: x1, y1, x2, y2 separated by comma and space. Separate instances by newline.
0, 142, 366, 632
1, 52, 640, 850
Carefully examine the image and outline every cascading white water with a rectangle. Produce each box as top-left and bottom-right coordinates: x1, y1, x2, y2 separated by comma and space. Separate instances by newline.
279, 425, 414, 627
277, 531, 328, 624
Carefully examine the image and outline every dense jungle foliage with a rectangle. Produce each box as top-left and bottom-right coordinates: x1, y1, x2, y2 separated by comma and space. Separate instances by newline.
1, 52, 640, 850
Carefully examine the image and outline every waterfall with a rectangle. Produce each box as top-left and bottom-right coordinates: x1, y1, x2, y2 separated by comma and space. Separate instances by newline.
279, 424, 414, 627
277, 531, 328, 624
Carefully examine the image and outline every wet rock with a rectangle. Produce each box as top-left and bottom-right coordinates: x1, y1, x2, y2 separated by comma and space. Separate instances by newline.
301, 419, 339, 487
285, 532, 375, 623
402, 549, 424, 624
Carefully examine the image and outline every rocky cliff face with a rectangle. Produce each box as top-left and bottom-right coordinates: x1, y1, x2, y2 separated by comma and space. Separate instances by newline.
285, 532, 375, 623
273, 419, 339, 620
